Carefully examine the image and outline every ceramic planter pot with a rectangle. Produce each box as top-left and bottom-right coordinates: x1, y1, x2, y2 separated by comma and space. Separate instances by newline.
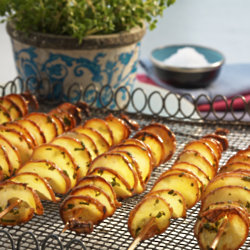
7, 22, 146, 107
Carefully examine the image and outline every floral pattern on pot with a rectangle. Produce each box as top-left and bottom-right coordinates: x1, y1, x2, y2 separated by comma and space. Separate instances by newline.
11, 39, 141, 108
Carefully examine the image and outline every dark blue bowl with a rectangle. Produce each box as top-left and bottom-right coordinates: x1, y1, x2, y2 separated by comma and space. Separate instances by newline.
150, 44, 225, 89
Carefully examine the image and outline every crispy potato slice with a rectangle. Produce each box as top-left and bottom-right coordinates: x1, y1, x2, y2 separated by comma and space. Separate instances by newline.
3, 121, 37, 147
202, 172, 250, 199
110, 144, 153, 185
0, 104, 11, 123
160, 168, 203, 194
31, 144, 78, 188
122, 138, 154, 162
89, 167, 133, 199
56, 102, 82, 124
194, 201, 249, 239
175, 149, 215, 180
228, 155, 250, 165
49, 110, 76, 131
105, 114, 131, 144
60, 195, 106, 234
200, 202, 249, 220
201, 186, 250, 214
133, 130, 164, 167
147, 189, 186, 218
64, 131, 98, 160
0, 97, 22, 120
200, 137, 222, 161
61, 112, 77, 131
0, 145, 12, 178
0, 127, 33, 163
196, 218, 231, 250
213, 128, 230, 137
0, 134, 21, 173
184, 140, 218, 171
73, 126, 109, 155
120, 114, 140, 131
0, 181, 43, 215
20, 91, 39, 111
171, 162, 210, 188
9, 172, 59, 202
238, 147, 250, 156
83, 118, 114, 146
88, 152, 137, 193
203, 133, 228, 151
226, 150, 250, 165
5, 94, 28, 116
112, 150, 145, 194
196, 206, 249, 250
70, 185, 115, 217
16, 118, 46, 145
25, 112, 58, 142
141, 123, 176, 163
128, 195, 172, 240
49, 114, 65, 135
220, 161, 250, 173
0, 168, 3, 181
17, 160, 71, 194
0, 199, 34, 226
194, 201, 248, 237
234, 169, 250, 175
77, 175, 120, 207
151, 172, 200, 209
228, 146, 250, 159
51, 136, 92, 179
122, 138, 149, 149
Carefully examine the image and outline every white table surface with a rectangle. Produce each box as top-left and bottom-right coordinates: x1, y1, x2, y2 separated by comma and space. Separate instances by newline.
1, 0, 250, 88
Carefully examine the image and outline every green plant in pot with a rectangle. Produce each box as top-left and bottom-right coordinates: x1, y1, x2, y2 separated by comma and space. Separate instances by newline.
0, 0, 175, 106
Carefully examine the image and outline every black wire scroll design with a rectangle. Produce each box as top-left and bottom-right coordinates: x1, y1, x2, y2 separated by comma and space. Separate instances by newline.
0, 229, 15, 249
0, 229, 86, 250
2, 76, 248, 122
1, 76, 249, 122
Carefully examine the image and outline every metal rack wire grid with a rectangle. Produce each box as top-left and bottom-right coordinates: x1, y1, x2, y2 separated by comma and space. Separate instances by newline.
0, 78, 249, 249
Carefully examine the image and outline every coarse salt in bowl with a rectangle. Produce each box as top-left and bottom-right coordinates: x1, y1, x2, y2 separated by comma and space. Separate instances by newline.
163, 47, 210, 68
150, 44, 225, 89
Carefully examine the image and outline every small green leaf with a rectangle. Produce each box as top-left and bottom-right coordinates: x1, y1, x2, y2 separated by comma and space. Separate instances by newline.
0, 0, 175, 42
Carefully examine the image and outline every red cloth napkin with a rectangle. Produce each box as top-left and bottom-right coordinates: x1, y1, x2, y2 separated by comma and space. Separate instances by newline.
136, 74, 250, 111
197, 94, 250, 111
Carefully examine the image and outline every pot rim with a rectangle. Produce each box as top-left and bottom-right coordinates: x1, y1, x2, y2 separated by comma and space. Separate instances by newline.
7, 21, 146, 50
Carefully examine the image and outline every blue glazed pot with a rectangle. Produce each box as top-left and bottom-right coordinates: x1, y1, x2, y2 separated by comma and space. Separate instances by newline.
7, 22, 146, 107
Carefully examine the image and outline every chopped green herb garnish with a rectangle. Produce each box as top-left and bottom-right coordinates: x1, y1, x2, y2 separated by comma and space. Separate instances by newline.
63, 170, 69, 177
74, 147, 85, 151
246, 201, 250, 209
135, 227, 141, 237
155, 211, 165, 218
47, 116, 53, 123
154, 199, 159, 206
242, 176, 250, 182
63, 117, 72, 127
79, 201, 89, 205
95, 191, 101, 197
98, 169, 103, 175
168, 190, 174, 195
111, 177, 120, 187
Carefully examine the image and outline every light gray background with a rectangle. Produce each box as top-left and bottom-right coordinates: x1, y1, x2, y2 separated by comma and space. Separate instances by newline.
1, 0, 250, 84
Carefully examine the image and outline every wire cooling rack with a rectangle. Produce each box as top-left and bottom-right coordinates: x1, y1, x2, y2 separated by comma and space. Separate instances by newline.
0, 77, 249, 250
1, 76, 249, 122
